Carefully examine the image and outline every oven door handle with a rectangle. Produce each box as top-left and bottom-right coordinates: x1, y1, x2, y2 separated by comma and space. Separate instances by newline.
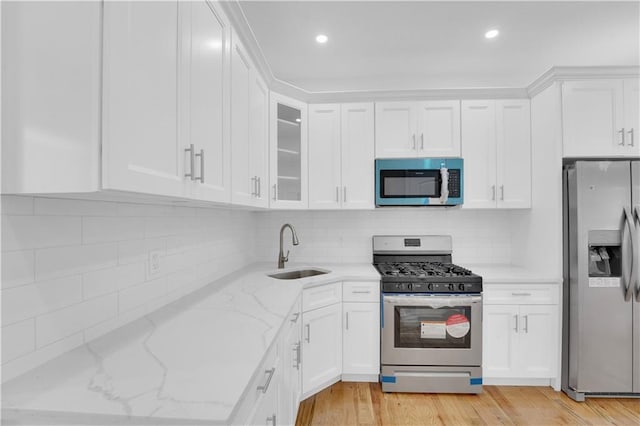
382, 294, 482, 306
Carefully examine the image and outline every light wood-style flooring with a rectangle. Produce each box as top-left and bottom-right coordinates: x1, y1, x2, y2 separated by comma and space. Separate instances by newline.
296, 382, 640, 425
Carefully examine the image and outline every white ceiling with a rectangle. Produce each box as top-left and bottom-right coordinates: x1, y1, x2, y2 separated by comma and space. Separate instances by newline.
238, 1, 640, 92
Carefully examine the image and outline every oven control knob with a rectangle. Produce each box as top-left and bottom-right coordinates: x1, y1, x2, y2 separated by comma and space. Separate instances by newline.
427, 283, 434, 291
407, 283, 413, 291
458, 283, 465, 291
448, 283, 455, 292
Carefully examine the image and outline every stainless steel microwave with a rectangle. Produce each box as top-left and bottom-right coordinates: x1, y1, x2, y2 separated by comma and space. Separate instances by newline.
375, 158, 464, 206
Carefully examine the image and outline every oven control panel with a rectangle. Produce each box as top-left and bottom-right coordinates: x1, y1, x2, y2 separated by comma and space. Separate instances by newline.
382, 281, 482, 294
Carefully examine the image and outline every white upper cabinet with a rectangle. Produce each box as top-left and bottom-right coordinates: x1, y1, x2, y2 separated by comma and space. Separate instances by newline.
562, 79, 640, 158
462, 99, 531, 209
308, 103, 375, 210
183, 1, 231, 203
248, 72, 270, 208
270, 93, 308, 209
375, 101, 461, 158
102, 1, 186, 197
1, 1, 102, 194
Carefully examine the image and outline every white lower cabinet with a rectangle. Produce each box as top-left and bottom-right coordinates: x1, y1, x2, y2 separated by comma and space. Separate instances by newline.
301, 302, 343, 398
342, 302, 380, 378
483, 284, 559, 381
247, 364, 281, 426
279, 300, 302, 425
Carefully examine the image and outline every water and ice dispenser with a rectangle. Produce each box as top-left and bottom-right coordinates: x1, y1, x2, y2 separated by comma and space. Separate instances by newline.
587, 231, 622, 287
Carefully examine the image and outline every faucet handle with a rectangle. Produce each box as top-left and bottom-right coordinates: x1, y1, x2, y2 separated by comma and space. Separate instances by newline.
283, 250, 290, 262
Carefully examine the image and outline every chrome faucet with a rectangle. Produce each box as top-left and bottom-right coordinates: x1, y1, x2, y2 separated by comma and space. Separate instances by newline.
278, 223, 299, 269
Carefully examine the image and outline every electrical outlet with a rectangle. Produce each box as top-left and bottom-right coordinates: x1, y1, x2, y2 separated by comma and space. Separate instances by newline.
148, 250, 162, 277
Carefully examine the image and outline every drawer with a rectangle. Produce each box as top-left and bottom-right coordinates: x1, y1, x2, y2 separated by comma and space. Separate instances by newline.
343, 281, 379, 302
303, 282, 342, 312
483, 284, 559, 305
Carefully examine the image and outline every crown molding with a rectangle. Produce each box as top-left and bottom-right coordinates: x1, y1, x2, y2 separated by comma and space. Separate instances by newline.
527, 66, 640, 97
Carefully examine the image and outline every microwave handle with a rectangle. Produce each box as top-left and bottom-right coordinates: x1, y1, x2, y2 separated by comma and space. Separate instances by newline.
439, 167, 449, 204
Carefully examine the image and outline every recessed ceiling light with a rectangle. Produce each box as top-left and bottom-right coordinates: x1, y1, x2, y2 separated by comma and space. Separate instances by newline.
485, 29, 499, 39
315, 34, 328, 44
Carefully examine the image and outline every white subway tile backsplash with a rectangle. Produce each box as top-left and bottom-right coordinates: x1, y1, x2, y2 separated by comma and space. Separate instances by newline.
117, 237, 166, 266
1, 250, 35, 288
35, 293, 118, 348
1, 196, 34, 215
2, 215, 81, 251
82, 263, 146, 300
34, 197, 119, 217
118, 277, 167, 314
2, 319, 35, 363
82, 216, 145, 244
35, 243, 118, 281
2, 276, 83, 325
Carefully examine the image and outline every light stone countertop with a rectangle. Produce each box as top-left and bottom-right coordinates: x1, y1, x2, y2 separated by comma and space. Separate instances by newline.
1, 262, 379, 425
465, 264, 561, 284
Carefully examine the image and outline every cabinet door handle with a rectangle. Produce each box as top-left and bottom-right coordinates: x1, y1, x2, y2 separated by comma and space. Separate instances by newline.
251, 176, 257, 197
257, 177, 261, 198
336, 186, 339, 202
343, 186, 347, 203
523, 315, 529, 333
345, 312, 349, 330
352, 290, 371, 294
305, 324, 310, 342
628, 129, 634, 146
267, 414, 276, 426
290, 312, 300, 323
500, 185, 505, 201
184, 144, 195, 180
421, 133, 424, 150
257, 368, 276, 393
412, 134, 416, 149
292, 343, 300, 369
619, 128, 626, 146
514, 315, 519, 332
491, 185, 496, 201
273, 184, 277, 201
511, 292, 532, 297
195, 149, 204, 183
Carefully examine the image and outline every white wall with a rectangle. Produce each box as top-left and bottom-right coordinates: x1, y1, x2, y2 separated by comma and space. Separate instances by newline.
1, 195, 256, 382
255, 208, 519, 266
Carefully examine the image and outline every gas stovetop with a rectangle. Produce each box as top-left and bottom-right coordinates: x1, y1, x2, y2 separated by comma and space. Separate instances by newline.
376, 261, 475, 278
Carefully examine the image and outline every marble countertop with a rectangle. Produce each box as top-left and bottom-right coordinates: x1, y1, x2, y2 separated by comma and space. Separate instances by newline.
464, 264, 561, 284
1, 262, 379, 425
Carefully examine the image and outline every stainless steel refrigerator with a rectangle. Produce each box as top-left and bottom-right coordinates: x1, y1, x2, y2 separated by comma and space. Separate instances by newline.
562, 160, 640, 401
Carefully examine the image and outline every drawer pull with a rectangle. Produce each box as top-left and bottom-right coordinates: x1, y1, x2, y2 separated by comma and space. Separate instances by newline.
511, 292, 532, 297
290, 312, 300, 323
267, 414, 276, 425
257, 368, 276, 393
352, 290, 371, 294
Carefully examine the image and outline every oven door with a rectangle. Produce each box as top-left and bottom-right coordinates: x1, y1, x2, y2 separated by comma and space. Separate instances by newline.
382, 294, 482, 366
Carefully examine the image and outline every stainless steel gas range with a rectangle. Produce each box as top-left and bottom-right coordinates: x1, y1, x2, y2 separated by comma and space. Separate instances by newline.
373, 235, 483, 394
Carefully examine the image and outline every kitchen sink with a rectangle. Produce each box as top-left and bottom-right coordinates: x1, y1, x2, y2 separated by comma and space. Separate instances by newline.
268, 268, 329, 280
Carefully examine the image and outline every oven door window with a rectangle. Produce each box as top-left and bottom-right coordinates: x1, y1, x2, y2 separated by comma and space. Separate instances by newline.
394, 305, 472, 349
380, 169, 441, 198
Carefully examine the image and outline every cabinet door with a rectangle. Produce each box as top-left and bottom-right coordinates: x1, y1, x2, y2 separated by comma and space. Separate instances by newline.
102, 1, 186, 197
342, 302, 380, 376
461, 100, 497, 208
230, 35, 253, 206
417, 100, 461, 157
483, 305, 518, 377
496, 99, 531, 208
249, 71, 270, 208
308, 104, 342, 209
518, 305, 557, 378
302, 303, 342, 397
374, 102, 417, 158
187, 1, 231, 203
562, 80, 625, 157
624, 78, 640, 156
279, 307, 301, 426
341, 103, 375, 209
270, 93, 308, 209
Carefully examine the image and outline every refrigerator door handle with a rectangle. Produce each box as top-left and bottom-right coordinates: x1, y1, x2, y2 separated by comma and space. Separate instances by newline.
622, 207, 635, 301
633, 205, 640, 301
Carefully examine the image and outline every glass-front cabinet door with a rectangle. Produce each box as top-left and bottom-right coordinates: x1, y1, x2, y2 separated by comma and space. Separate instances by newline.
270, 92, 308, 208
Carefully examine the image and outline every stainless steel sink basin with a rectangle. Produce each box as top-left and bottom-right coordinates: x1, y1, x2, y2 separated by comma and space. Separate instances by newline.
268, 268, 329, 280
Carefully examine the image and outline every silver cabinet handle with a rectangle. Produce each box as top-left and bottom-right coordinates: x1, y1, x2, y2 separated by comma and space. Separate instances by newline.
412, 134, 416, 149
336, 186, 339, 202
343, 186, 347, 203
251, 176, 257, 197
500, 185, 505, 201
290, 312, 300, 323
267, 414, 276, 426
523, 315, 529, 333
257, 368, 275, 393
421, 133, 424, 150
305, 324, 310, 342
619, 128, 626, 146
352, 290, 371, 294
491, 185, 496, 201
345, 312, 349, 330
514, 315, 519, 332
272, 184, 277, 201
511, 292, 532, 297
257, 177, 261, 198
292, 343, 300, 369
195, 149, 204, 183
184, 144, 195, 180
628, 129, 635, 146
